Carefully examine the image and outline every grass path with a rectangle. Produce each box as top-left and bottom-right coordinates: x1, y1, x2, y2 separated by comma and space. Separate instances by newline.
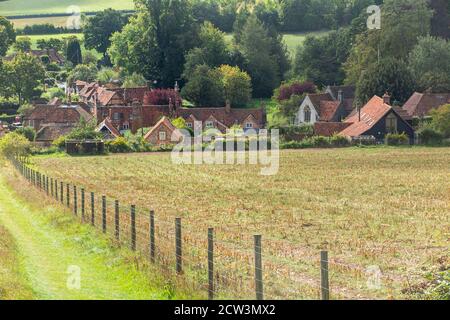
0, 169, 173, 300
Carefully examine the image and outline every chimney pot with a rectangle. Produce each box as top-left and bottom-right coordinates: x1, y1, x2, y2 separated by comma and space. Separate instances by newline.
225, 100, 231, 113
383, 92, 391, 105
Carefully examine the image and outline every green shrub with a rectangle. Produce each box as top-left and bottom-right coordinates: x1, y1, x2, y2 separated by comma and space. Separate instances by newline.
418, 127, 443, 145
15, 127, 36, 142
279, 125, 314, 141
0, 132, 32, 157
330, 134, 351, 147
106, 137, 132, 153
385, 133, 409, 146
52, 135, 67, 149
310, 136, 331, 148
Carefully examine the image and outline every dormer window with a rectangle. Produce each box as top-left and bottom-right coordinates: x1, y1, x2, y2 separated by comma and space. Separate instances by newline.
245, 122, 253, 129
205, 121, 214, 128
186, 122, 193, 128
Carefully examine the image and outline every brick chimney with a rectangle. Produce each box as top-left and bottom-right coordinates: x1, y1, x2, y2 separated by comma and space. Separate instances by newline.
225, 99, 231, 113
338, 89, 343, 103
383, 92, 391, 105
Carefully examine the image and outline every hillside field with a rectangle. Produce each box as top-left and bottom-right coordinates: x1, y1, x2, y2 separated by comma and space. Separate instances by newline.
0, 0, 134, 16
30, 147, 450, 299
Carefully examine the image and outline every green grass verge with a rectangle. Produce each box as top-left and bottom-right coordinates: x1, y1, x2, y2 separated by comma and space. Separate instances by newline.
0, 224, 34, 300
0, 162, 197, 300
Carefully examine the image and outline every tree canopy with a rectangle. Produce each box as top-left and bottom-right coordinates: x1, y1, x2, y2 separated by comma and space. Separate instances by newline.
83, 9, 128, 58
0, 17, 15, 57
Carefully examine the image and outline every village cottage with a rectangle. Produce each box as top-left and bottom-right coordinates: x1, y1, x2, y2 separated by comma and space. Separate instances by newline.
295, 86, 356, 125
23, 104, 94, 146
402, 91, 450, 118
143, 116, 184, 146
339, 94, 415, 143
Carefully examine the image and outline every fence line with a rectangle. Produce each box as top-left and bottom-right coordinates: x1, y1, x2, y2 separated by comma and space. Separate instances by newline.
11, 157, 418, 300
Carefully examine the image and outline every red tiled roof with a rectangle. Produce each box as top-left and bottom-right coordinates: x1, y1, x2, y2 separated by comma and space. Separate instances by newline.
402, 92, 450, 117
25, 105, 93, 124
36, 124, 75, 141
327, 85, 356, 100
4, 49, 64, 64
318, 100, 341, 121
177, 107, 265, 128
340, 96, 392, 137
314, 122, 352, 137
96, 117, 121, 138
96, 87, 118, 106
308, 93, 334, 108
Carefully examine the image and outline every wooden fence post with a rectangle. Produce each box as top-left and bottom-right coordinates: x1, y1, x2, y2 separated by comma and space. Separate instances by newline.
66, 183, 70, 208
60, 181, 63, 203
175, 218, 182, 274
150, 210, 155, 263
115, 200, 120, 241
254, 235, 263, 300
50, 178, 54, 197
46, 176, 49, 195
208, 227, 214, 300
73, 186, 78, 216
91, 192, 95, 226
55, 179, 58, 200
320, 251, 330, 300
81, 188, 85, 221
102, 195, 106, 233
130, 205, 136, 251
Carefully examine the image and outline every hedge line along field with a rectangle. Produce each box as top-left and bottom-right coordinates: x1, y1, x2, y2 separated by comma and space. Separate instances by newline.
0, 0, 134, 16
32, 147, 450, 299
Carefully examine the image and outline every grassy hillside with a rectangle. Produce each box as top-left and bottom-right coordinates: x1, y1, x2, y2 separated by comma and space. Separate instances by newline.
0, 0, 135, 16
31, 147, 450, 299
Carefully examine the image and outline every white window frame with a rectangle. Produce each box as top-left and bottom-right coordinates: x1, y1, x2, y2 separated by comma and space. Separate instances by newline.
159, 131, 167, 141
205, 121, 214, 128
245, 122, 253, 129
186, 122, 193, 128
304, 106, 311, 123
122, 123, 130, 130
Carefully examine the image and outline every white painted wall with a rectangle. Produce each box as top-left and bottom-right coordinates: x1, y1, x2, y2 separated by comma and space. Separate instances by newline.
295, 96, 319, 125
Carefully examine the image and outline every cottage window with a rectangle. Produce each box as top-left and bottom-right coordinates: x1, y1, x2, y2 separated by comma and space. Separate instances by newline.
386, 113, 397, 133
205, 121, 214, 128
122, 123, 130, 130
159, 131, 167, 141
113, 112, 120, 120
245, 122, 253, 129
186, 122, 193, 128
304, 106, 311, 123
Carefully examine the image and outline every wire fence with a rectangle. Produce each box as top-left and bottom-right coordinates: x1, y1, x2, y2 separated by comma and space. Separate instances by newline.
10, 156, 435, 300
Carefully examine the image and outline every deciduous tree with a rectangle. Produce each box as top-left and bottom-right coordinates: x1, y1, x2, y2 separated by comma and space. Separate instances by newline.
0, 17, 15, 57
83, 9, 128, 59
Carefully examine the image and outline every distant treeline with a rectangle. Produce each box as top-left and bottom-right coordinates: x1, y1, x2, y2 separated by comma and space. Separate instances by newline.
16, 24, 82, 35
8, 1, 384, 35
6, 10, 136, 20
